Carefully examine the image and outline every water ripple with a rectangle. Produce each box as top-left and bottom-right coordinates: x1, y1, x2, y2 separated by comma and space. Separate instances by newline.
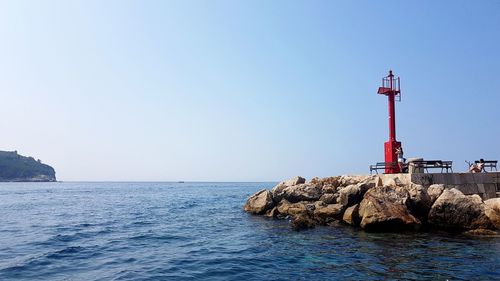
0, 182, 498, 280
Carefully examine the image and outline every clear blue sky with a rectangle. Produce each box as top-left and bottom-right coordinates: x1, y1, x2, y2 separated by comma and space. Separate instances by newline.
0, 1, 498, 181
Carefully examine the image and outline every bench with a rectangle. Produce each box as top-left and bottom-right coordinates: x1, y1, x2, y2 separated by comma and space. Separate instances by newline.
369, 162, 399, 174
475, 160, 498, 171
410, 160, 453, 173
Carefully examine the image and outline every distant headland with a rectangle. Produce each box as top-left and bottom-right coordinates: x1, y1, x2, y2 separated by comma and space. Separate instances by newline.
0, 150, 56, 182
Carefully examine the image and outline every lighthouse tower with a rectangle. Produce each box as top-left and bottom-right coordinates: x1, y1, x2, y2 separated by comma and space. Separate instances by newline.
377, 70, 402, 174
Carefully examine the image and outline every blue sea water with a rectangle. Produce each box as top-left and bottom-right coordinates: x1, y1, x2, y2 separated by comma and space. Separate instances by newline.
0, 182, 499, 281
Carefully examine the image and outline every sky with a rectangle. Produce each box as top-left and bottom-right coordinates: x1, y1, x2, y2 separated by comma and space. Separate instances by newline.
0, 1, 499, 181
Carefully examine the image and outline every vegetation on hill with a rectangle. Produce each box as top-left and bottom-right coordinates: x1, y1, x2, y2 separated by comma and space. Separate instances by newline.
0, 150, 56, 182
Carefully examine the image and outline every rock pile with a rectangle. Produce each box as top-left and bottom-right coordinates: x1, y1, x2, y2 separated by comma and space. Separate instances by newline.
243, 175, 500, 234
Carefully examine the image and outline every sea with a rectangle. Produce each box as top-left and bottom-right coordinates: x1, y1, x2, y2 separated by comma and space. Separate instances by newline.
0, 182, 498, 280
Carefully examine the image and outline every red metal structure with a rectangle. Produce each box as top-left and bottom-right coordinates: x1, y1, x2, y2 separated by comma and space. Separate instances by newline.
377, 70, 402, 173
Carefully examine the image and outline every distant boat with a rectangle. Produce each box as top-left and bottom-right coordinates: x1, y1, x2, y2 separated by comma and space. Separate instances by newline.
177, 181, 185, 183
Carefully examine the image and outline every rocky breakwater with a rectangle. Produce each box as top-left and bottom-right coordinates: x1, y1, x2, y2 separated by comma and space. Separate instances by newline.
244, 175, 500, 234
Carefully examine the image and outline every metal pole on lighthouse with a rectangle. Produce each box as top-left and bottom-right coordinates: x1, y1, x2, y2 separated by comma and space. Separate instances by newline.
388, 71, 396, 142
377, 70, 402, 174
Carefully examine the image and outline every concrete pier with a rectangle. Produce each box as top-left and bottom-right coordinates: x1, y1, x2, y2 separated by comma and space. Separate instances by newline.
377, 172, 500, 200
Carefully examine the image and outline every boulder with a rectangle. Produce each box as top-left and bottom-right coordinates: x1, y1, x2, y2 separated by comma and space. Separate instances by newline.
343, 204, 360, 226
428, 188, 494, 231
338, 183, 371, 208
427, 184, 445, 203
273, 183, 322, 203
339, 175, 362, 187
358, 186, 421, 231
319, 176, 341, 188
360, 181, 376, 191
484, 207, 500, 230
284, 176, 306, 186
291, 214, 316, 231
277, 200, 308, 216
338, 185, 361, 208
271, 176, 306, 202
384, 177, 400, 187
484, 198, 500, 229
264, 206, 279, 218
485, 198, 500, 213
313, 203, 344, 220
359, 175, 378, 185
244, 189, 275, 215
314, 200, 326, 209
319, 193, 337, 204
321, 184, 337, 194
305, 202, 316, 212
406, 184, 432, 220
309, 177, 320, 184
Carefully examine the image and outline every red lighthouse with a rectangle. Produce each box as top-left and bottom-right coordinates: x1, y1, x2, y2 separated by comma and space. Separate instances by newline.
377, 70, 402, 174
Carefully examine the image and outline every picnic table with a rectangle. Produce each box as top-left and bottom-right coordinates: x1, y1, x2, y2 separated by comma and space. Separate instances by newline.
475, 160, 497, 171
409, 160, 453, 173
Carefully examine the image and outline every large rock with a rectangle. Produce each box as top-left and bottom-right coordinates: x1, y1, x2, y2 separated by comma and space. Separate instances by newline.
244, 189, 275, 215
338, 185, 361, 208
321, 184, 337, 194
291, 214, 316, 231
264, 206, 279, 218
314, 200, 326, 209
284, 176, 306, 186
339, 175, 362, 187
358, 186, 421, 231
309, 176, 341, 194
484, 207, 500, 230
406, 184, 432, 220
319, 193, 337, 204
338, 175, 376, 187
271, 176, 306, 202
338, 183, 372, 208
313, 203, 344, 220
273, 183, 322, 203
485, 198, 500, 212
428, 188, 494, 231
383, 177, 403, 187
277, 200, 309, 216
359, 175, 378, 186
318, 176, 341, 188
484, 198, 500, 229
427, 184, 445, 203
343, 204, 360, 226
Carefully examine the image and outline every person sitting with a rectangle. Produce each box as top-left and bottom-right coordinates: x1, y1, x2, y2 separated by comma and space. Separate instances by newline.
469, 158, 487, 173
395, 147, 406, 173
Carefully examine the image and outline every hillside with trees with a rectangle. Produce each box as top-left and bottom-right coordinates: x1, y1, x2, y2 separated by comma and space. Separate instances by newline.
0, 151, 56, 182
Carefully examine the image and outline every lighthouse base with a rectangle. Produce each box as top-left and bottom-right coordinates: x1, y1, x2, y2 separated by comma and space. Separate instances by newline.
384, 140, 402, 174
